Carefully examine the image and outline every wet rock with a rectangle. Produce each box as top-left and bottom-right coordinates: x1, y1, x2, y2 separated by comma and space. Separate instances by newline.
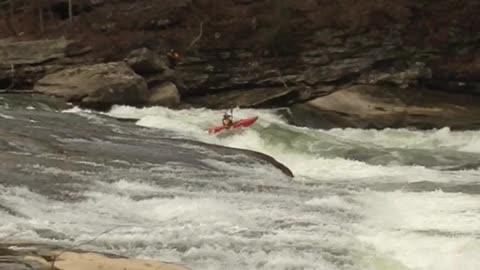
124, 47, 168, 74
197, 141, 294, 177
34, 229, 70, 241
0, 242, 188, 270
288, 85, 480, 130
148, 82, 181, 107
34, 62, 149, 108
0, 261, 43, 270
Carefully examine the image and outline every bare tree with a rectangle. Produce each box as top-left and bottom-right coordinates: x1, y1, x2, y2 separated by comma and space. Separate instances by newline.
9, 0, 13, 17
28, 0, 53, 34
2, 0, 17, 35
187, 21, 204, 49
68, 0, 72, 23
38, 2, 43, 33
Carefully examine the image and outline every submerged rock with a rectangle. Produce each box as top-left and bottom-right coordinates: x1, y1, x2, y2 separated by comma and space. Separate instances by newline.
34, 62, 149, 108
196, 141, 294, 177
0, 242, 188, 270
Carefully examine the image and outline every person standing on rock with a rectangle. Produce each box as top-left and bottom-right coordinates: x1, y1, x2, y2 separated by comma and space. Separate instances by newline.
166, 49, 180, 69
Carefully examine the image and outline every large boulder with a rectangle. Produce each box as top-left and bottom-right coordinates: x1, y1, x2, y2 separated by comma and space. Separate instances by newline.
124, 47, 168, 74
0, 38, 82, 88
148, 82, 181, 107
288, 85, 480, 130
34, 62, 149, 107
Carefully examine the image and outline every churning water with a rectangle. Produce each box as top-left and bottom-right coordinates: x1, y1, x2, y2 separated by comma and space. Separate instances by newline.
1, 96, 479, 270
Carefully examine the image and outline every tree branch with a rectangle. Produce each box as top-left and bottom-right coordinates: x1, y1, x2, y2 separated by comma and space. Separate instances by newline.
187, 21, 204, 49
50, 225, 127, 270
275, 69, 290, 90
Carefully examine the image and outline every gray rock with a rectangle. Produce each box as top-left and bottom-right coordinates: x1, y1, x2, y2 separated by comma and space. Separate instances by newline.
34, 62, 149, 107
358, 62, 432, 87
0, 262, 35, 270
288, 85, 480, 130
0, 242, 188, 270
304, 57, 375, 84
0, 38, 73, 65
124, 48, 167, 74
144, 69, 177, 87
148, 82, 181, 107
301, 49, 331, 65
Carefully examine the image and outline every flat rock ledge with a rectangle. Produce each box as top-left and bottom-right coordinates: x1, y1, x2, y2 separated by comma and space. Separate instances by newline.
0, 242, 189, 270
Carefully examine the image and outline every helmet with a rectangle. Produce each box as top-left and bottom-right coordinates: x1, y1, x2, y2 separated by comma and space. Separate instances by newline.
224, 111, 232, 117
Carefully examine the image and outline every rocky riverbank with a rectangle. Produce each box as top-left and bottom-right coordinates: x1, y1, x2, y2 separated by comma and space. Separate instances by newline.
1, 0, 479, 129
0, 242, 188, 270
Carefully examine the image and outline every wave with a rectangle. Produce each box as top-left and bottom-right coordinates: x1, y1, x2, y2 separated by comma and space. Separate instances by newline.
105, 105, 480, 182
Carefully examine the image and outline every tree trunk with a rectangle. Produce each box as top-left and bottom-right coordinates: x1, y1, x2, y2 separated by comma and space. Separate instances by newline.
9, 0, 14, 17
3, 1, 17, 35
38, 6, 44, 34
68, 0, 72, 23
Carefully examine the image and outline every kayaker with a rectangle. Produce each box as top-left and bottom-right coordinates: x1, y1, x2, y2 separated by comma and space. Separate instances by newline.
222, 112, 234, 129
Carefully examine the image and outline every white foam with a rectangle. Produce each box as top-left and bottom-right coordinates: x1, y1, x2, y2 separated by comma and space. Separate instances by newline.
356, 190, 480, 270
0, 113, 14, 119
25, 105, 479, 270
305, 195, 355, 211
102, 106, 480, 183
326, 127, 480, 153
62, 106, 86, 114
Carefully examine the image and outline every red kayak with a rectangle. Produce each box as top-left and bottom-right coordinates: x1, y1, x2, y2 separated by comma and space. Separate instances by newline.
208, 116, 258, 134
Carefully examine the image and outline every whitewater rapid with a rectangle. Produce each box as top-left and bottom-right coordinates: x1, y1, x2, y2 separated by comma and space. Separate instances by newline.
1, 97, 480, 270
106, 105, 480, 270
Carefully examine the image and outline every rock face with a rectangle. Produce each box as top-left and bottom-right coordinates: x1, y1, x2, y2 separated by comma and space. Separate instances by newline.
0, 38, 73, 65
288, 85, 480, 130
0, 242, 188, 270
0, 38, 86, 89
34, 62, 149, 107
1, 0, 480, 128
148, 82, 181, 107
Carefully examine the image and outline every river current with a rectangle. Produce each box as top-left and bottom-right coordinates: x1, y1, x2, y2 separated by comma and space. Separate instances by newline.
1, 95, 479, 270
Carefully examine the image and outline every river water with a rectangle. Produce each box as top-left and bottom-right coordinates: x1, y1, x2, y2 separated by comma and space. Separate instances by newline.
1, 95, 479, 270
